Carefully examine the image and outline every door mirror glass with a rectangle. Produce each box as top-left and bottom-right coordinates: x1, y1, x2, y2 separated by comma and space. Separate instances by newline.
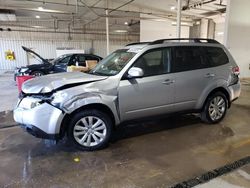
128, 67, 144, 78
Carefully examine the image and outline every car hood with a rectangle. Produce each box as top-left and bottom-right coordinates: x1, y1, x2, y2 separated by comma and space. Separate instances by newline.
22, 72, 108, 94
22, 46, 49, 64
26, 64, 46, 69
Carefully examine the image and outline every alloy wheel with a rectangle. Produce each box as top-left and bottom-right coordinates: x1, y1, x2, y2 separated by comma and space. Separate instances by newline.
208, 96, 226, 121
73, 116, 107, 147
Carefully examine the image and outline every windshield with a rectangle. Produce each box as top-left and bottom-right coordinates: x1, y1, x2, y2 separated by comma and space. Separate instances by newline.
90, 49, 136, 76
51, 54, 71, 64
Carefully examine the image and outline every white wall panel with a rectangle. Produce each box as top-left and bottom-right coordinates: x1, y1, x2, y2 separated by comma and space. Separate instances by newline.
0, 38, 130, 70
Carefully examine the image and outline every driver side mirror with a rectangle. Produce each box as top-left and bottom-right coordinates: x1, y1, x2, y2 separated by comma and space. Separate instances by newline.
127, 67, 144, 79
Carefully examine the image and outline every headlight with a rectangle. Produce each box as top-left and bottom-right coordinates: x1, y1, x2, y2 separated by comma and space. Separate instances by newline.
20, 68, 29, 73
18, 97, 43, 109
51, 92, 68, 105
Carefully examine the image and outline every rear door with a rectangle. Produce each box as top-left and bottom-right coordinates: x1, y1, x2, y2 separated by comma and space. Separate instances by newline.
172, 46, 217, 111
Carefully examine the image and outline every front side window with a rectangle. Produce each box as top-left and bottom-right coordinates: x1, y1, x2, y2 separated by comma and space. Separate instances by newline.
133, 48, 170, 77
52, 55, 71, 65
172, 46, 208, 72
75, 55, 86, 66
90, 49, 136, 76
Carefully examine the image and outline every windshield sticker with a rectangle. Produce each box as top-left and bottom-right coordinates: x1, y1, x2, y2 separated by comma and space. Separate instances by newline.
127, 47, 142, 53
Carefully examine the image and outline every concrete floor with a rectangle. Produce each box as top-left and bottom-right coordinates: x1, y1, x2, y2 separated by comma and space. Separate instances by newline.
196, 165, 250, 188
0, 72, 18, 112
0, 73, 250, 188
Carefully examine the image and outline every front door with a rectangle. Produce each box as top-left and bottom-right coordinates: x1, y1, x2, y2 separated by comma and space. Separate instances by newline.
53, 55, 72, 72
118, 48, 175, 121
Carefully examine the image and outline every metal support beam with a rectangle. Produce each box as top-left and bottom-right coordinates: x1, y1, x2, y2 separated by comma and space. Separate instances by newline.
106, 0, 110, 55
176, 0, 182, 38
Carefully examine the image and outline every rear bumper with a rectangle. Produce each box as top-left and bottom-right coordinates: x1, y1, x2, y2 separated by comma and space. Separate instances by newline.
228, 82, 241, 103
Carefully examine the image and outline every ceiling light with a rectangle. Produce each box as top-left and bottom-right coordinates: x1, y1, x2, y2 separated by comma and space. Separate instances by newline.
38, 6, 44, 11
35, 15, 40, 19
217, 32, 224, 36
124, 21, 129, 25
170, 6, 176, 10
32, 7, 64, 13
154, 19, 167, 22
32, 25, 46, 28
114, 30, 128, 33
172, 22, 193, 26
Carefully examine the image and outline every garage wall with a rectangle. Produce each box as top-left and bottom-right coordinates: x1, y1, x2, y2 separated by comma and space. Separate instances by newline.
214, 22, 224, 44
140, 14, 190, 42
224, 0, 250, 77
0, 24, 139, 70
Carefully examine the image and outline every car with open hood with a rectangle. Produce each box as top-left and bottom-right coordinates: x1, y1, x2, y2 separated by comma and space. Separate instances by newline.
14, 38, 241, 151
14, 46, 102, 80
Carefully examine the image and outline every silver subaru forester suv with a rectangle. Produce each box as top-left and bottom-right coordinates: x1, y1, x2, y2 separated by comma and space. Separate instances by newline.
14, 38, 241, 151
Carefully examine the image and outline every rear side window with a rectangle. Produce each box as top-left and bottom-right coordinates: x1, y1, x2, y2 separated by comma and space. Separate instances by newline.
205, 47, 229, 67
172, 46, 209, 72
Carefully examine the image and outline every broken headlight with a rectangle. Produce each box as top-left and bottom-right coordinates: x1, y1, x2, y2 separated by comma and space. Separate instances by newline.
19, 97, 43, 109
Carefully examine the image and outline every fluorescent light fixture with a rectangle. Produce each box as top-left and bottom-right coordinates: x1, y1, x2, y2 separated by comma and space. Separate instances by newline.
217, 32, 224, 36
170, 6, 176, 10
0, 13, 16, 21
32, 25, 46, 28
31, 6, 65, 13
172, 21, 193, 26
114, 29, 128, 33
38, 6, 44, 11
154, 19, 167, 22
35, 15, 40, 19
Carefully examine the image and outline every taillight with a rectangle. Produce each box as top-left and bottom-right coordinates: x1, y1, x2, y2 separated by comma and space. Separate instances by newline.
232, 66, 240, 75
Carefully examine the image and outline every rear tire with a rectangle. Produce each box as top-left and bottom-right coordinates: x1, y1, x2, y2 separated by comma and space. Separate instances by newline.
67, 109, 113, 151
201, 92, 228, 124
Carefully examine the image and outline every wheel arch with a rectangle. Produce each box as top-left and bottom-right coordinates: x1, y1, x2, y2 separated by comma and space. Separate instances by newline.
202, 87, 231, 110
31, 70, 46, 75
59, 103, 117, 138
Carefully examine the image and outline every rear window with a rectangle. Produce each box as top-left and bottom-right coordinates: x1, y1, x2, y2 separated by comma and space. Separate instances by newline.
205, 47, 229, 67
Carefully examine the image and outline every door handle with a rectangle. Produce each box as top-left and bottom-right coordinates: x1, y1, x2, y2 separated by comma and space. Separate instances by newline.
162, 79, 175, 85
204, 73, 215, 78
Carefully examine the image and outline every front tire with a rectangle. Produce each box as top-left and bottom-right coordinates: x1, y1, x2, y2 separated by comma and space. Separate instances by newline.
201, 92, 228, 124
67, 110, 113, 151
31, 71, 44, 77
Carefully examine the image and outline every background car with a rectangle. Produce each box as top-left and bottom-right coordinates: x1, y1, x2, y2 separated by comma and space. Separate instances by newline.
14, 46, 102, 80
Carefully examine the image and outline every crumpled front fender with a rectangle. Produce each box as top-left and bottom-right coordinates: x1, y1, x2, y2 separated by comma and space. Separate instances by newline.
60, 92, 120, 125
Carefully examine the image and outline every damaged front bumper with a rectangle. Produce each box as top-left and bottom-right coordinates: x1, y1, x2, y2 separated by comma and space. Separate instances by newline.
13, 97, 65, 139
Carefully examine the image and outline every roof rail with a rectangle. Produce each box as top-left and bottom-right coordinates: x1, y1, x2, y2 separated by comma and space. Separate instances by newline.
149, 38, 220, 45
125, 42, 149, 46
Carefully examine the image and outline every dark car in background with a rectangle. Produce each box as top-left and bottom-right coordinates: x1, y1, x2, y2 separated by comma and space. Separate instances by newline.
14, 46, 102, 80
